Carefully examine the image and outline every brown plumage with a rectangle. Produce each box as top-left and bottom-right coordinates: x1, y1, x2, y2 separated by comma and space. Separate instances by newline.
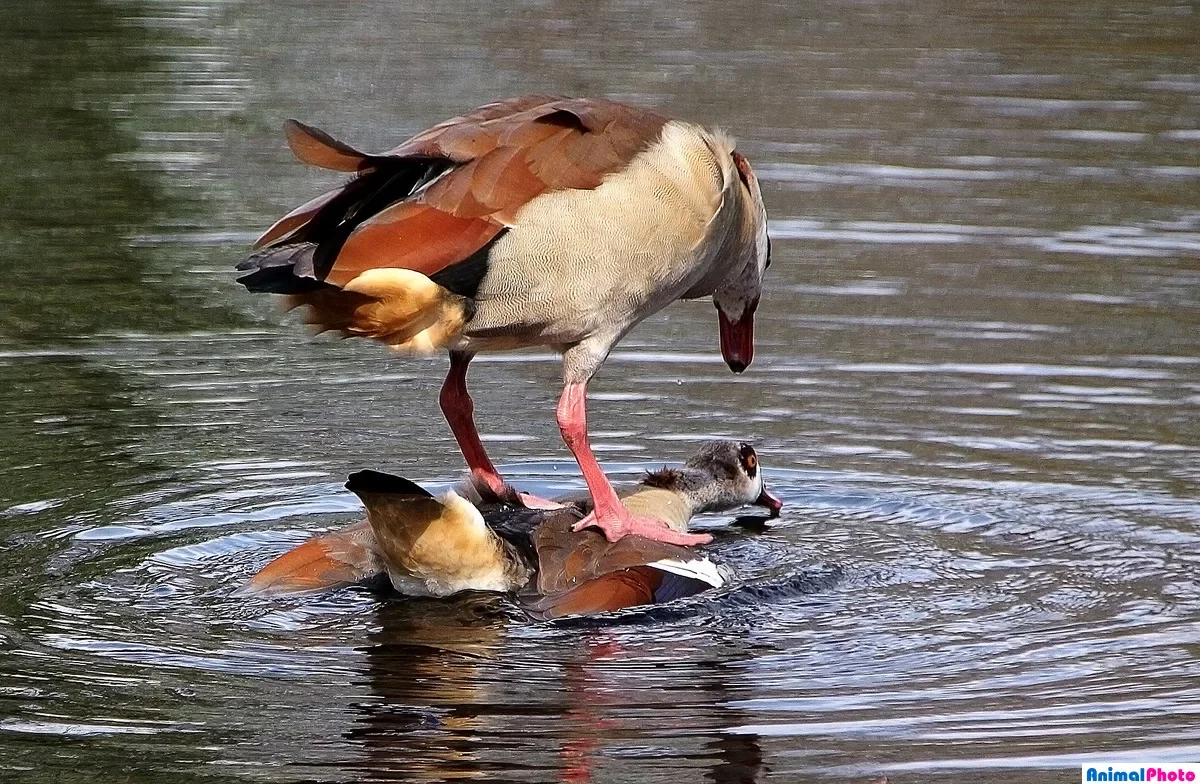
520, 516, 694, 619
522, 567, 667, 619
236, 97, 771, 546
233, 521, 380, 596
243, 96, 670, 318
237, 482, 718, 617
530, 514, 686, 596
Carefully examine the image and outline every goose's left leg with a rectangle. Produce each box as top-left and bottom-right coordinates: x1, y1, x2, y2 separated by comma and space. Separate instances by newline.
440, 351, 561, 509
557, 343, 712, 546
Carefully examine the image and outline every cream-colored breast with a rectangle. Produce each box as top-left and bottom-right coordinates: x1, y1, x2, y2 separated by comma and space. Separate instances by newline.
463, 121, 744, 349
619, 487, 694, 533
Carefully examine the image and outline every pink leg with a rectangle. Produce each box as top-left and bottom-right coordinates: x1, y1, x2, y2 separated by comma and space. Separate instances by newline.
556, 381, 712, 546
440, 354, 561, 509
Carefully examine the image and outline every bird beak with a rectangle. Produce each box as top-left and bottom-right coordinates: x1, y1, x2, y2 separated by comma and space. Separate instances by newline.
755, 486, 783, 518
718, 305, 756, 373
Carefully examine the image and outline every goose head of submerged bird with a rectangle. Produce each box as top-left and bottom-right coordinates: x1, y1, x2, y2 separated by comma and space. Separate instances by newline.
640, 440, 782, 519
526, 440, 780, 619
713, 151, 770, 374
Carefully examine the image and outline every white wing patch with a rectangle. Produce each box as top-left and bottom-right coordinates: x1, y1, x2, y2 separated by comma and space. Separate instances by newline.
647, 556, 725, 589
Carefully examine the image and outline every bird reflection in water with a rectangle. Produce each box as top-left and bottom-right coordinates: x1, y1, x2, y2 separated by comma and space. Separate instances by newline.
346, 597, 764, 783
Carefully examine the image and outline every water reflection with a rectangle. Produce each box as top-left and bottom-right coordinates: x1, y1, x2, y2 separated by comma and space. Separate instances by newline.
0, 0, 245, 534
350, 599, 511, 782
349, 598, 767, 783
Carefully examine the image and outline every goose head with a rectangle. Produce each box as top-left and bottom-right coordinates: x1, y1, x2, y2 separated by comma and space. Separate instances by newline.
643, 440, 782, 518
713, 151, 770, 374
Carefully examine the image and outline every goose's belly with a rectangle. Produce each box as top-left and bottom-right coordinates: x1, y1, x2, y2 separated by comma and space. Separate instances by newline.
461, 190, 735, 352
463, 253, 700, 350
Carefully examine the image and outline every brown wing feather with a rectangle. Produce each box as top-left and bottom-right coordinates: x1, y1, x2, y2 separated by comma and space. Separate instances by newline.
284, 119, 370, 172
532, 518, 695, 596
311, 97, 667, 289
421, 147, 547, 221
242, 96, 670, 346
386, 95, 565, 159
252, 186, 344, 249
385, 96, 668, 207
527, 567, 664, 619
329, 202, 503, 287
236, 521, 381, 596
420, 158, 493, 218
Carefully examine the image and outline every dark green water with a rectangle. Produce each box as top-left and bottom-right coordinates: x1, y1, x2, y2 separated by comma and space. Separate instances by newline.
1, 1, 1197, 782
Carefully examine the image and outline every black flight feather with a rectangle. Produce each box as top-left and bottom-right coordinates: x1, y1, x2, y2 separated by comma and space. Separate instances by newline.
345, 470, 433, 498
235, 157, 456, 293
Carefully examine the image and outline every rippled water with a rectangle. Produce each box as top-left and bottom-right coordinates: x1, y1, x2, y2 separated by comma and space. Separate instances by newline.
1, 0, 1198, 781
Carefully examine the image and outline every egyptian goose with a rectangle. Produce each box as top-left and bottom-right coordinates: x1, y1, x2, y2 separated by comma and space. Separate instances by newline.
238, 440, 782, 618
236, 96, 771, 547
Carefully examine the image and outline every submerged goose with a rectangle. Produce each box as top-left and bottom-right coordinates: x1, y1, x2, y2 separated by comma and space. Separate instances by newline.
236, 96, 771, 547
239, 440, 782, 618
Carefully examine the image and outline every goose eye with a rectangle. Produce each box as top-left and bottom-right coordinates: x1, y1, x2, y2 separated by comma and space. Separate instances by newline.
738, 444, 758, 477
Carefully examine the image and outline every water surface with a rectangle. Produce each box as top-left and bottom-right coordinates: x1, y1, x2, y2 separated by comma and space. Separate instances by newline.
1, 1, 1198, 782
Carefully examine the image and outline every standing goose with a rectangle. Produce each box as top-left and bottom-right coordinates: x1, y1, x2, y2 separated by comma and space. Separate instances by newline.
237, 440, 783, 617
236, 96, 771, 546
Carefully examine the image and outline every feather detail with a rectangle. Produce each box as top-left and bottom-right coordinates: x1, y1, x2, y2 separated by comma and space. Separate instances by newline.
532, 517, 696, 596
348, 479, 529, 596
523, 567, 663, 620
251, 187, 345, 250
284, 268, 471, 354
284, 119, 370, 172
523, 555, 721, 619
645, 557, 724, 590
330, 203, 503, 286
237, 96, 672, 352
235, 521, 381, 596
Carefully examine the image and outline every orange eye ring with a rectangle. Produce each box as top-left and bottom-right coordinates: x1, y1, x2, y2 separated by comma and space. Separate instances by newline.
746, 453, 757, 470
